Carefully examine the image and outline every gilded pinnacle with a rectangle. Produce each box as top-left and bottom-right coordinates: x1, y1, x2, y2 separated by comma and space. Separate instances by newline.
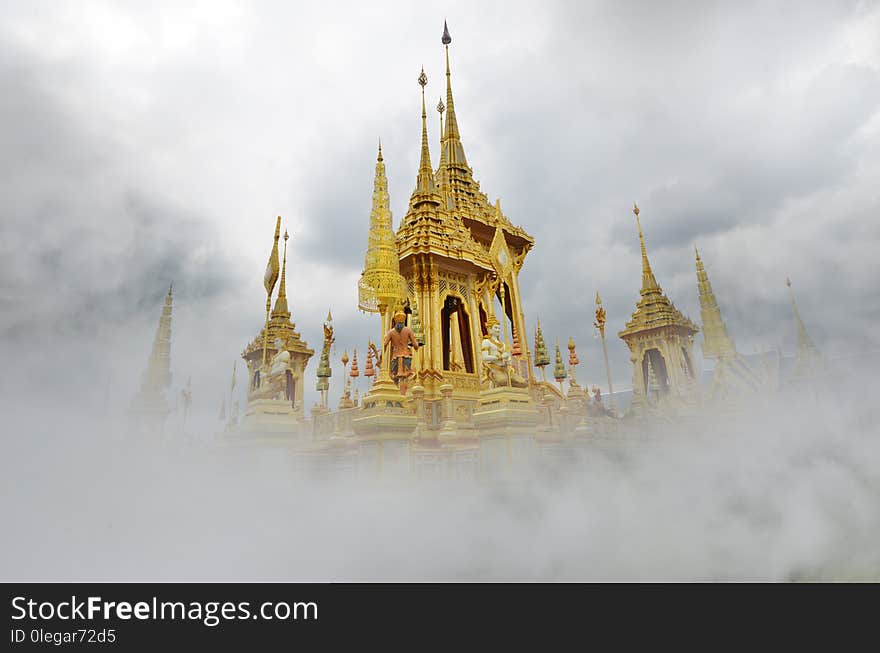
272, 225, 290, 318
437, 98, 445, 114
359, 139, 406, 313
442, 20, 451, 45
695, 246, 737, 361
633, 203, 658, 292
619, 203, 698, 341
418, 66, 427, 87
786, 276, 823, 376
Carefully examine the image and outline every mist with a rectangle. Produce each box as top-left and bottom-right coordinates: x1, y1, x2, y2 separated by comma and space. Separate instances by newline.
2, 1, 880, 582
3, 364, 877, 582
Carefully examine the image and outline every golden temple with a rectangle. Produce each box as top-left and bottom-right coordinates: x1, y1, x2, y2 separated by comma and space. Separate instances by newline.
131, 22, 831, 473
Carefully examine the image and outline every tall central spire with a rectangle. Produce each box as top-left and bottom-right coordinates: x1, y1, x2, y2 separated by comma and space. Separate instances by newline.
440, 20, 467, 168
634, 203, 659, 292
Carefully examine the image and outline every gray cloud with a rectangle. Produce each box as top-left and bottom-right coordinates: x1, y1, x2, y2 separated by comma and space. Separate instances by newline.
1, 0, 879, 418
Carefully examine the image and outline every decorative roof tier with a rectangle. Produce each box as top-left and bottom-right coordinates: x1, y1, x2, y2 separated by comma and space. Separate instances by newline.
396, 22, 534, 271
618, 204, 699, 340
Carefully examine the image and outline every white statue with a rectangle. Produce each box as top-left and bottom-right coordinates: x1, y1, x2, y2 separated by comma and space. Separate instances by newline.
481, 318, 527, 388
252, 338, 290, 400
269, 337, 290, 377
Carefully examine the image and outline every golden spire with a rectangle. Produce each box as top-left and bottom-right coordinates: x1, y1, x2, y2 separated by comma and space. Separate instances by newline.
695, 245, 737, 360
359, 141, 406, 313
131, 285, 173, 413
409, 66, 441, 210
633, 202, 658, 291
619, 204, 698, 340
272, 230, 290, 318
786, 277, 823, 376
440, 20, 467, 168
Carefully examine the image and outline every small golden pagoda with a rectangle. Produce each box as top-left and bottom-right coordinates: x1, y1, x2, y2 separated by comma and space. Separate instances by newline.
618, 203, 700, 412
129, 284, 174, 427
239, 219, 314, 431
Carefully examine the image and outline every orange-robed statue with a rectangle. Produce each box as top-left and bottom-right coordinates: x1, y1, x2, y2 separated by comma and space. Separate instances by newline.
382, 310, 419, 396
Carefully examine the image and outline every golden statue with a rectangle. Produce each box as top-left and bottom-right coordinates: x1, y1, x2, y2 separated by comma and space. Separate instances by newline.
382, 310, 419, 396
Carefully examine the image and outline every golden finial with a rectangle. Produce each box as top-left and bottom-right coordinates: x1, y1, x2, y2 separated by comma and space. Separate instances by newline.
440, 20, 465, 166
632, 202, 658, 291
272, 227, 290, 317
377, 138, 383, 162
326, 308, 332, 322
437, 98, 445, 114
595, 291, 602, 305
341, 350, 349, 366
410, 64, 439, 204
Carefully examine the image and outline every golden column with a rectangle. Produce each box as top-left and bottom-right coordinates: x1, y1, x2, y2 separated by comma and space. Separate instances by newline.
594, 292, 616, 416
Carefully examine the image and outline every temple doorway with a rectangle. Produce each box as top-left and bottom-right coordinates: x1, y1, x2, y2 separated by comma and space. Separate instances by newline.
441, 295, 474, 373
642, 348, 670, 395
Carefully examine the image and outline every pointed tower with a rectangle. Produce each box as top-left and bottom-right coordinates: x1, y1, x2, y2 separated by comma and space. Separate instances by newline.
358, 141, 406, 317
695, 246, 738, 361
787, 277, 824, 378
393, 23, 536, 404
130, 285, 174, 423
618, 204, 700, 412
695, 247, 763, 399
241, 224, 314, 421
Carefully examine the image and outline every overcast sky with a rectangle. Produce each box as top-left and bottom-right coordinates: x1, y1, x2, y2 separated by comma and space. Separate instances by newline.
1, 0, 879, 421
